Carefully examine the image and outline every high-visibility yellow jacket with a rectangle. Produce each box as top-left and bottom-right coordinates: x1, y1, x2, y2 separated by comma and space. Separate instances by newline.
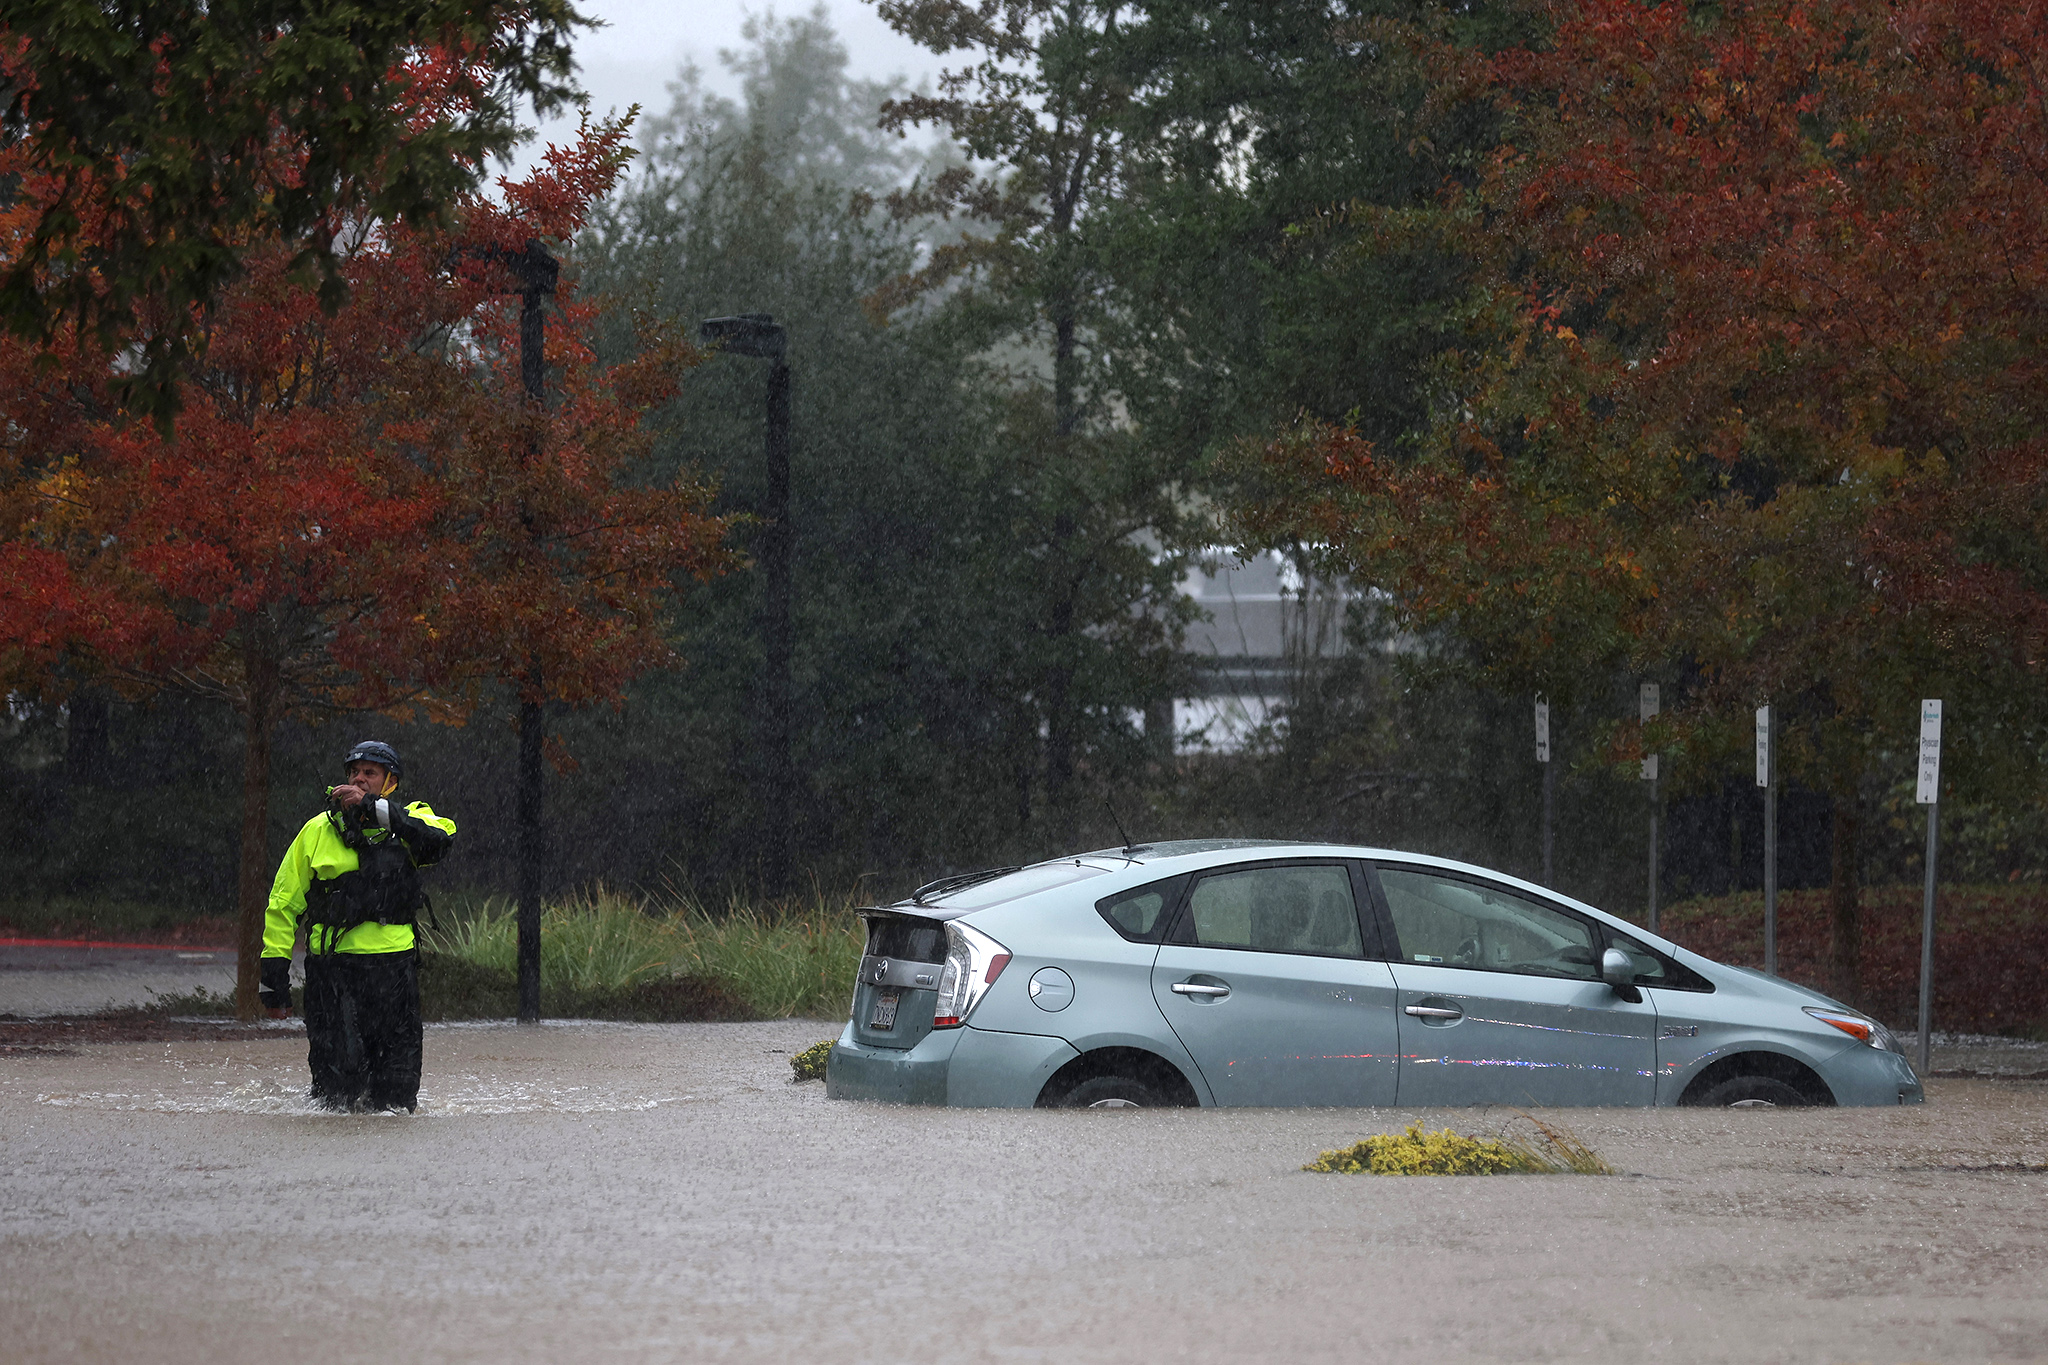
264, 801, 458, 957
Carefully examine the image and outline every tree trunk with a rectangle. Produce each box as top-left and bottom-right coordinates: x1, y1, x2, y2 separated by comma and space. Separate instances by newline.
233, 668, 278, 1023
1828, 790, 1861, 1005
1013, 703, 1035, 834
1144, 696, 1174, 765
64, 687, 111, 788
1043, 586, 1076, 833
760, 358, 795, 893
1042, 306, 1081, 831
1053, 311, 1078, 440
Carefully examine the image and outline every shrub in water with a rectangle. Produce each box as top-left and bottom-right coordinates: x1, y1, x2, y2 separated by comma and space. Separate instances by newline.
790, 1039, 834, 1082
1307, 1122, 1527, 1175
1306, 1118, 1614, 1176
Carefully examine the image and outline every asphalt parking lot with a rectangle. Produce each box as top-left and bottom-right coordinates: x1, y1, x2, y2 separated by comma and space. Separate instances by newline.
3, 1019, 2045, 1365
0, 940, 238, 1015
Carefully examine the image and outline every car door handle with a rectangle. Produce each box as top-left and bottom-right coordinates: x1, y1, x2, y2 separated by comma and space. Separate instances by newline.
1172, 983, 1230, 997
1404, 1005, 1462, 1019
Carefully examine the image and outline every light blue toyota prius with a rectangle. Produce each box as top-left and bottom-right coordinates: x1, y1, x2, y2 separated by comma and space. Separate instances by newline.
826, 840, 1924, 1109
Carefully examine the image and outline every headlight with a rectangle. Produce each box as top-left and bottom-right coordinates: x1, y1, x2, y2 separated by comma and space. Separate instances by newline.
931, 920, 1011, 1028
1805, 1007, 1905, 1054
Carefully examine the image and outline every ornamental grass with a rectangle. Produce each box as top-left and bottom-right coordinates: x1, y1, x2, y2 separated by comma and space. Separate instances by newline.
421, 885, 864, 1020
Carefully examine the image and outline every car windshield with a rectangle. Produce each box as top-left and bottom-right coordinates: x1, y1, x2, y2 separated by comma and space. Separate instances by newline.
919, 860, 1112, 909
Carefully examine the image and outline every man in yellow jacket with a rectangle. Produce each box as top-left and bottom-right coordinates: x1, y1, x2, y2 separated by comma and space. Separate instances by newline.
262, 740, 456, 1112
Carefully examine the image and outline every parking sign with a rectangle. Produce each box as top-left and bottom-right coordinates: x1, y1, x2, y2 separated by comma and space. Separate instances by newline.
1916, 699, 1942, 804
1639, 683, 1659, 781
1755, 705, 1771, 788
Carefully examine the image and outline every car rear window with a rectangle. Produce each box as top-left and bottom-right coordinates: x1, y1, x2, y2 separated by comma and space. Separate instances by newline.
864, 916, 948, 963
1096, 876, 1187, 943
1183, 865, 1364, 958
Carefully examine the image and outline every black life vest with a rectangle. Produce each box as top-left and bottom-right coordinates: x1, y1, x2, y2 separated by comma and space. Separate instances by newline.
305, 827, 424, 955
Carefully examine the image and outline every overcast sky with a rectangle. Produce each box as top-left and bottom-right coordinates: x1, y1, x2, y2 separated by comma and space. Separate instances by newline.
510, 0, 944, 168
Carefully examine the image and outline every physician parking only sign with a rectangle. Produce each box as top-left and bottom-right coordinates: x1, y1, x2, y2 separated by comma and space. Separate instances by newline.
1917, 700, 1943, 805
1755, 705, 1771, 788
1639, 683, 1659, 781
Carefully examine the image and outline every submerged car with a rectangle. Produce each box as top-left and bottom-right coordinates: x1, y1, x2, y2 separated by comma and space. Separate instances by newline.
826, 840, 1923, 1109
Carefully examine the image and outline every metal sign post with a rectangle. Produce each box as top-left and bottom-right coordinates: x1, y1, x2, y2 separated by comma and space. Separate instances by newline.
1536, 696, 1554, 886
1640, 683, 1660, 932
1916, 699, 1943, 1075
1757, 704, 1777, 975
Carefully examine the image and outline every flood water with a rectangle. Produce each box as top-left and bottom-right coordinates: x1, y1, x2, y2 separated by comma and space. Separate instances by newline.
4, 1021, 2046, 1364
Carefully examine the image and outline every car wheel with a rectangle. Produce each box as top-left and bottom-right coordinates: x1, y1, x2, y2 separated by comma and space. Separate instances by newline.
1698, 1075, 1808, 1108
1057, 1074, 1167, 1109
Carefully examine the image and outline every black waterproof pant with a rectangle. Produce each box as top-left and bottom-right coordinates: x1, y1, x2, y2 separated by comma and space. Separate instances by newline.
303, 949, 422, 1112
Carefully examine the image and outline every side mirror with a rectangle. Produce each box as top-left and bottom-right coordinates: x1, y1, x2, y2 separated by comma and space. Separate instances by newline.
1601, 948, 1642, 1002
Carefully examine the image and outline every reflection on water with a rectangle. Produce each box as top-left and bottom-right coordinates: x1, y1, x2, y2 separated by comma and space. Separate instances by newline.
36, 1074, 692, 1116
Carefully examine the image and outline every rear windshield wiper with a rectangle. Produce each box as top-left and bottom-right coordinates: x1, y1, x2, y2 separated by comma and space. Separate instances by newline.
909, 866, 1021, 906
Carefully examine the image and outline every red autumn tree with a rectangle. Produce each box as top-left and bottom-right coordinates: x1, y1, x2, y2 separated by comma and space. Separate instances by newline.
1237, 0, 2048, 1000
0, 237, 466, 1018
420, 120, 733, 1006
0, 96, 730, 1018
0, 0, 585, 423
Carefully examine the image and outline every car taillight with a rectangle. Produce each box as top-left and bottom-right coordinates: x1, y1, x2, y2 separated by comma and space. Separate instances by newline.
931, 921, 1010, 1028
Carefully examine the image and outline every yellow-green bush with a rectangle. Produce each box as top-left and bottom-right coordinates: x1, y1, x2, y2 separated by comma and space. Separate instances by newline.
1305, 1118, 1615, 1176
1307, 1122, 1526, 1175
790, 1039, 834, 1082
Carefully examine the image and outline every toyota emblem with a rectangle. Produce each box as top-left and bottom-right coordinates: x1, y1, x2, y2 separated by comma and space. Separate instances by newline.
872, 958, 890, 983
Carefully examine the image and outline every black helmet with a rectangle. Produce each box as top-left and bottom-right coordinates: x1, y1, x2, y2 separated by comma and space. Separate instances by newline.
343, 739, 403, 783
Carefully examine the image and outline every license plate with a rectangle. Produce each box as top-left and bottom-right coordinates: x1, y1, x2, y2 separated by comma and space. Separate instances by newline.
868, 990, 900, 1030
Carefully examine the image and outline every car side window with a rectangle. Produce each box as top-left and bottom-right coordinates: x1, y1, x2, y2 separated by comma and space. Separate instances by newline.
1183, 865, 1363, 959
1604, 928, 1715, 992
1096, 875, 1186, 944
1376, 868, 1598, 979
1603, 929, 1668, 986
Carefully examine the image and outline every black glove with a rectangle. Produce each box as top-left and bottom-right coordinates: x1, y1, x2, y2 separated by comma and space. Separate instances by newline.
259, 957, 293, 1011
380, 800, 454, 866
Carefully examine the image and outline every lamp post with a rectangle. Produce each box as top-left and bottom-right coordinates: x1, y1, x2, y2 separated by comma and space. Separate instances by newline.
1757, 704, 1777, 975
701, 314, 795, 891
505, 240, 558, 1025
1535, 695, 1554, 886
1640, 682, 1661, 932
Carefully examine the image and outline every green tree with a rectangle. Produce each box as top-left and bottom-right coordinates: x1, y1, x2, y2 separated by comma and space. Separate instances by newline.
874, 0, 1194, 830
1095, 0, 1534, 460
578, 8, 1188, 884
0, 0, 586, 423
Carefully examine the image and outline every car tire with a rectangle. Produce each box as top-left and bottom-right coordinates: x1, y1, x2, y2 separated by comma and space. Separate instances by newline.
1697, 1075, 1808, 1108
1056, 1074, 1167, 1109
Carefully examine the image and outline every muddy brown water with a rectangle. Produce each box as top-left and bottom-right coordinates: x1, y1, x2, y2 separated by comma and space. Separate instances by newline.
3, 1021, 2044, 1364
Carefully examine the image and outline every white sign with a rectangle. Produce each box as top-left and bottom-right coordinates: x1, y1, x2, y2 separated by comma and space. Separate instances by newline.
1755, 705, 1772, 788
1535, 697, 1550, 764
1916, 699, 1943, 805
1639, 683, 1660, 781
